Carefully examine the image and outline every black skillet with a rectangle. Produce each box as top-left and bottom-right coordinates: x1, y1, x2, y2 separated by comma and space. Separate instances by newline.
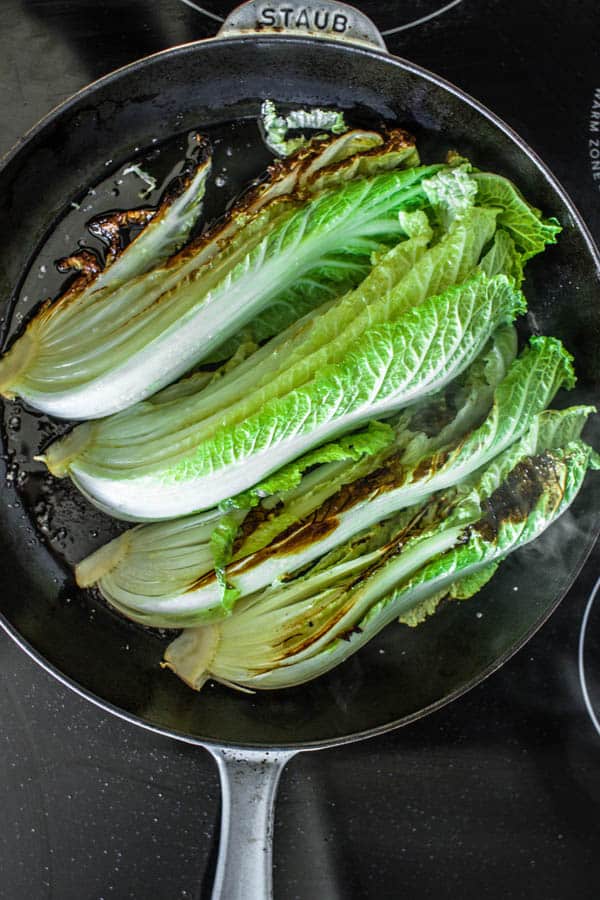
1, 2, 599, 897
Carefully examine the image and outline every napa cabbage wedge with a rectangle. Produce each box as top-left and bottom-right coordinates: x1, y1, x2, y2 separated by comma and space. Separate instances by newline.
162, 425, 599, 691
0, 129, 420, 419
45, 270, 526, 520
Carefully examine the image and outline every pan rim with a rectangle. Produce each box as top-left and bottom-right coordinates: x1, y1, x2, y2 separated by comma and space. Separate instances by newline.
0, 32, 598, 280
0, 32, 598, 752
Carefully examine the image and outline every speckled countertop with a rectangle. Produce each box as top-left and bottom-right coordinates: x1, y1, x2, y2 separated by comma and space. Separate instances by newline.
1, 2, 599, 898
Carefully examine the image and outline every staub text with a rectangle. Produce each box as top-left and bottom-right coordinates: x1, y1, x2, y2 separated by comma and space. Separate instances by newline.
258, 6, 350, 33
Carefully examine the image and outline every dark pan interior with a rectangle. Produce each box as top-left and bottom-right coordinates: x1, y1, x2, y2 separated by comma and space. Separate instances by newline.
0, 37, 599, 749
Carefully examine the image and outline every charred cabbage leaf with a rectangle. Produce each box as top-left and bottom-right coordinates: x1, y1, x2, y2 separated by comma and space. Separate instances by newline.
0, 130, 420, 419
163, 433, 599, 690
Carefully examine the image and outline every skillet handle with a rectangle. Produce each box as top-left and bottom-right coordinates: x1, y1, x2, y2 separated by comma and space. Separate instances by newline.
219, 0, 388, 51
208, 747, 297, 900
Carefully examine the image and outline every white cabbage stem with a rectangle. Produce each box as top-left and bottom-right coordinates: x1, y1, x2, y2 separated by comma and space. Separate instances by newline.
75, 531, 132, 587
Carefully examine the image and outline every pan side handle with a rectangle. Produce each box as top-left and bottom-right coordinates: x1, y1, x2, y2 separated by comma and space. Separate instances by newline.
219, 0, 388, 51
208, 746, 298, 900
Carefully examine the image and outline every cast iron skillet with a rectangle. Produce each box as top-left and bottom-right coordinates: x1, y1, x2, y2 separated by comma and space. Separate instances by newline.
1, 2, 599, 897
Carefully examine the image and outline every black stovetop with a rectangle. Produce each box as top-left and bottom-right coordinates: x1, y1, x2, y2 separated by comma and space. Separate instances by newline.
1, 2, 599, 898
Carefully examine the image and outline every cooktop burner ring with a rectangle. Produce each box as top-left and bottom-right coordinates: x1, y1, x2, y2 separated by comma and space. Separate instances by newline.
578, 573, 600, 736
